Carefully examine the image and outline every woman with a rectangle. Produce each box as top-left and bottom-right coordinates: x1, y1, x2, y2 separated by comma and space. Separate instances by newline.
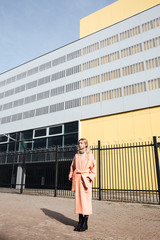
69, 138, 96, 232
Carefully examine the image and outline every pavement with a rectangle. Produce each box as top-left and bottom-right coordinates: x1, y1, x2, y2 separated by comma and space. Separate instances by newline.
0, 192, 160, 240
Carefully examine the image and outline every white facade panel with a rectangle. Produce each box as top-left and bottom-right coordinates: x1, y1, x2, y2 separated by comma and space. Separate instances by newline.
0, 5, 160, 135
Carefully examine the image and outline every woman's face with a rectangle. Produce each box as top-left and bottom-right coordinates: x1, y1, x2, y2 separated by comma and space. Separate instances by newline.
78, 140, 86, 150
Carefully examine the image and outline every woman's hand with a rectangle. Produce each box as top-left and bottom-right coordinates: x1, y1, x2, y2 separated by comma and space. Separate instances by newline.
69, 177, 72, 181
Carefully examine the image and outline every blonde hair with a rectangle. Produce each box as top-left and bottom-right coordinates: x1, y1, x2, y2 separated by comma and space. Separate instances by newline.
78, 138, 88, 148
78, 138, 90, 153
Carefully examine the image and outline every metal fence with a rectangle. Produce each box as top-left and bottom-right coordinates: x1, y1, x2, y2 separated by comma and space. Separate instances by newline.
0, 137, 160, 204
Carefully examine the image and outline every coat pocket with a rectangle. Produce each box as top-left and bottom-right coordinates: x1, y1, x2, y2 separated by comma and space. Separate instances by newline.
81, 174, 91, 192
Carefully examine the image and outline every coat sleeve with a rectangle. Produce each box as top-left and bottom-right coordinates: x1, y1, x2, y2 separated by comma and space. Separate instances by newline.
88, 153, 96, 182
68, 156, 76, 181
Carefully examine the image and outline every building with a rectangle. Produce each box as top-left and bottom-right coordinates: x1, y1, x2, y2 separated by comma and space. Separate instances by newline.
0, 0, 160, 152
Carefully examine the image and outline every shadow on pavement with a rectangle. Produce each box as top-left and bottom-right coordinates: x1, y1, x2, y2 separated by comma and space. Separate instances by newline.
41, 208, 77, 227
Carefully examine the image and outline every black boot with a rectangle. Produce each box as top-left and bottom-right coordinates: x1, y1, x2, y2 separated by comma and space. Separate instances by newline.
74, 214, 83, 231
79, 215, 88, 232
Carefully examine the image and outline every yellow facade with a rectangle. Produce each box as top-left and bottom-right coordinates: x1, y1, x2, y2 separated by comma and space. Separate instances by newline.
80, 1, 160, 194
81, 106, 160, 146
80, 0, 160, 38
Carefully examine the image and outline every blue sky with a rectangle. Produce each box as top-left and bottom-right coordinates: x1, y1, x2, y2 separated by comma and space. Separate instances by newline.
0, 0, 116, 74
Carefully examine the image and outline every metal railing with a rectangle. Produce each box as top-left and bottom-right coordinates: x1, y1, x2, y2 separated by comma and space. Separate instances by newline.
0, 137, 159, 204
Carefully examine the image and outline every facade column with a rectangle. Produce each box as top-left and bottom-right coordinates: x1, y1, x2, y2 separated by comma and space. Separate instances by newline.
16, 165, 26, 190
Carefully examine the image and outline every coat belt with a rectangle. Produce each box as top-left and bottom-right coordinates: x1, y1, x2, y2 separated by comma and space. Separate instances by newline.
76, 170, 90, 190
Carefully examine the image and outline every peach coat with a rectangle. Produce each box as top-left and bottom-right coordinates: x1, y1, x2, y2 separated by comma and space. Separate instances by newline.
69, 151, 96, 215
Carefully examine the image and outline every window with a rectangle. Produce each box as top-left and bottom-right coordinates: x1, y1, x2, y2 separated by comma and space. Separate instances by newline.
82, 93, 100, 105
102, 88, 122, 101
10, 133, 20, 142
123, 82, 146, 96
65, 98, 81, 109
83, 42, 99, 55
23, 110, 35, 119
49, 126, 62, 135
37, 91, 50, 101
50, 102, 64, 113
122, 62, 144, 76
5, 89, 14, 97
24, 95, 36, 104
146, 57, 160, 70
148, 78, 160, 90
101, 69, 121, 82
27, 67, 38, 76
36, 106, 49, 116
144, 37, 160, 50
0, 135, 8, 143
64, 133, 78, 146
34, 128, 46, 138
64, 121, 78, 134
33, 138, 46, 149
52, 55, 66, 67
120, 25, 140, 41
11, 113, 22, 122
66, 81, 81, 92
26, 80, 37, 89
51, 70, 65, 81
142, 17, 160, 32
51, 86, 65, 96
48, 136, 63, 147
82, 75, 100, 88
67, 49, 81, 61
83, 58, 99, 71
100, 34, 118, 48
0, 144, 7, 152
66, 65, 81, 76
39, 61, 51, 71
21, 130, 33, 140
38, 76, 50, 86
101, 51, 119, 65
121, 43, 142, 58
8, 141, 19, 152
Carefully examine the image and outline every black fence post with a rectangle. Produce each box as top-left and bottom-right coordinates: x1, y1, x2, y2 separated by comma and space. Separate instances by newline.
54, 145, 59, 197
153, 136, 160, 204
98, 140, 101, 200
20, 151, 26, 194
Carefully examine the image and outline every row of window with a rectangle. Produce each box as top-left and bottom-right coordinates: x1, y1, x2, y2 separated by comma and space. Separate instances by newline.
0, 15, 159, 88
82, 75, 100, 88
0, 132, 78, 152
101, 69, 121, 82
83, 42, 99, 55
100, 34, 118, 48
148, 78, 160, 91
82, 93, 100, 105
0, 121, 78, 151
82, 58, 99, 71
121, 43, 142, 58
102, 88, 122, 101
1, 36, 159, 100
0, 34, 160, 99
122, 62, 144, 76
142, 17, 160, 32
66, 81, 81, 92
0, 56, 159, 112
120, 25, 141, 41
101, 51, 120, 64
144, 36, 160, 50
123, 82, 146, 96
1, 77, 159, 124
146, 57, 160, 70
